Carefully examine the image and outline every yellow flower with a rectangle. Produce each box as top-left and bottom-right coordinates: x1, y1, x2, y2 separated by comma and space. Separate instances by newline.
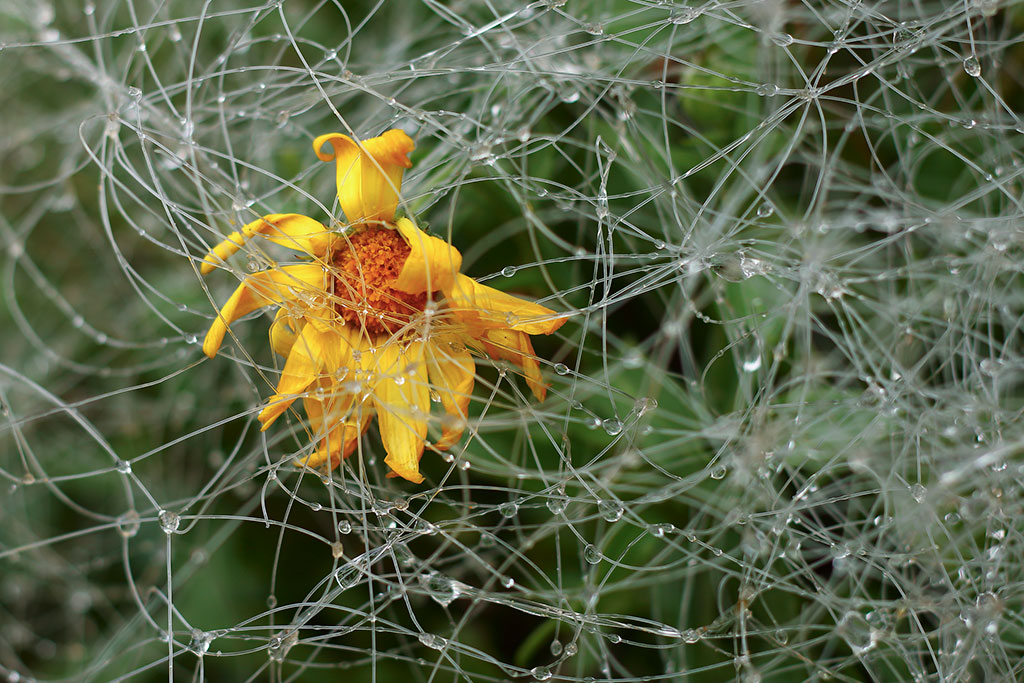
200, 129, 566, 483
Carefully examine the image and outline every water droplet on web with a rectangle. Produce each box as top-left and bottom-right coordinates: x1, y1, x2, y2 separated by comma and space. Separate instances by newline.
549, 639, 562, 656
334, 565, 359, 590
771, 32, 793, 46
117, 510, 140, 538
963, 56, 981, 77
419, 633, 444, 649
127, 86, 142, 100
598, 500, 623, 522
546, 496, 568, 515
337, 519, 352, 534
501, 575, 515, 588
584, 544, 601, 564
710, 465, 727, 480
554, 363, 569, 375
756, 202, 774, 218
837, 612, 877, 655
115, 459, 131, 474
682, 628, 701, 643
158, 509, 180, 534
602, 418, 623, 435
670, 7, 699, 23
649, 523, 675, 538
189, 629, 212, 656
754, 83, 778, 97
531, 666, 552, 681
634, 397, 657, 415
421, 572, 460, 607
501, 265, 517, 277
498, 501, 519, 518
910, 483, 926, 503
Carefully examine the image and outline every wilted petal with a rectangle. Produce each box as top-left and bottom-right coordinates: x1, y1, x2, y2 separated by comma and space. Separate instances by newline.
479, 328, 547, 401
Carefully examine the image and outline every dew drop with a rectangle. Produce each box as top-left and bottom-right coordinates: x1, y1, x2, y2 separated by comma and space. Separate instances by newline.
710, 465, 727, 480
498, 501, 519, 518
670, 7, 699, 23
602, 418, 623, 436
554, 363, 569, 375
188, 630, 212, 656
115, 459, 132, 474
911, 483, 926, 503
598, 500, 624, 522
501, 265, 517, 277
419, 633, 444, 649
649, 523, 675, 538
682, 628, 701, 643
546, 496, 568, 515
337, 519, 352, 534
771, 32, 793, 46
584, 544, 602, 564
158, 509, 180, 534
117, 510, 141, 538
963, 56, 981, 77
531, 666, 552, 681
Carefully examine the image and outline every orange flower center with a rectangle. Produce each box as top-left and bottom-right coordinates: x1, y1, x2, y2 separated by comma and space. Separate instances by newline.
332, 226, 433, 335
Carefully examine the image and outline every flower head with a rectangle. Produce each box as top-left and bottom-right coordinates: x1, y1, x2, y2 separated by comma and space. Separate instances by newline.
200, 129, 565, 483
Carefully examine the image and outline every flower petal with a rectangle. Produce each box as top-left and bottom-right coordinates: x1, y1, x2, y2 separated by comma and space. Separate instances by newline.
202, 264, 326, 358
297, 380, 373, 470
392, 218, 463, 295
369, 341, 429, 483
269, 309, 303, 357
200, 214, 332, 275
426, 338, 476, 451
444, 273, 565, 335
478, 328, 548, 401
258, 324, 335, 430
313, 130, 414, 225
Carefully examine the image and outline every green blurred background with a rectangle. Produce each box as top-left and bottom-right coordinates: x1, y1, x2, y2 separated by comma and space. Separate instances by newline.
2, 0, 1024, 681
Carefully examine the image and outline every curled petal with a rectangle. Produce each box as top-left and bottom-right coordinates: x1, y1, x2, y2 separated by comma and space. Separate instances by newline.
426, 337, 476, 451
313, 129, 414, 225
368, 341, 429, 484
444, 273, 565, 335
200, 214, 332, 275
393, 218, 463, 295
269, 309, 303, 358
258, 324, 344, 430
478, 328, 547, 402
202, 264, 326, 358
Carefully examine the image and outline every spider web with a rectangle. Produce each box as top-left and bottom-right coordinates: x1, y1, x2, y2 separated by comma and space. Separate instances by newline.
2, 0, 1024, 681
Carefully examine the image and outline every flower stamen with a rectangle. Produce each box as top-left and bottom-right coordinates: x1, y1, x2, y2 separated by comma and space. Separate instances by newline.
331, 226, 437, 335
